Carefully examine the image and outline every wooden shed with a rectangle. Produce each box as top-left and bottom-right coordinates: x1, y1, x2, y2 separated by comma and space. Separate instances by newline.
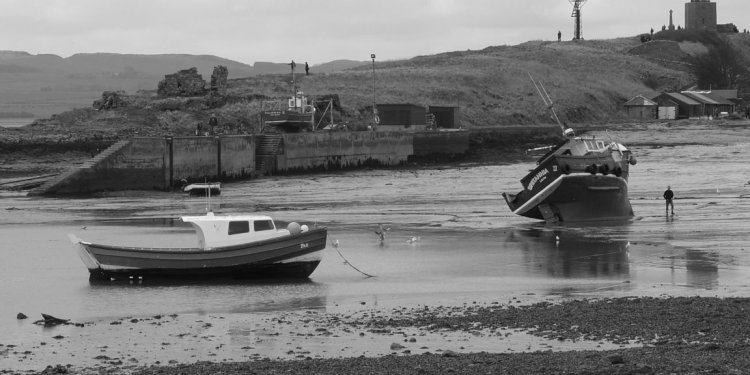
624, 95, 657, 120
653, 95, 678, 120
682, 91, 736, 117
653, 92, 702, 119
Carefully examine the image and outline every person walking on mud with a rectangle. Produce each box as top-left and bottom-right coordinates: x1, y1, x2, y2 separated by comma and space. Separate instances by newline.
663, 186, 674, 215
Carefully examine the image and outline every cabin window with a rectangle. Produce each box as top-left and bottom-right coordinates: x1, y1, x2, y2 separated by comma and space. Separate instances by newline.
228, 221, 250, 235
253, 220, 274, 232
584, 140, 607, 152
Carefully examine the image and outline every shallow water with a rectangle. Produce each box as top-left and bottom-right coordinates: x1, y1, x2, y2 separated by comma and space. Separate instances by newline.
1, 131, 750, 370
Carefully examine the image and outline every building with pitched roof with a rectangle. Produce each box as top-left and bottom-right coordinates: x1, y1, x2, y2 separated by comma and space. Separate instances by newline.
650, 90, 737, 119
652, 92, 702, 119
624, 95, 657, 120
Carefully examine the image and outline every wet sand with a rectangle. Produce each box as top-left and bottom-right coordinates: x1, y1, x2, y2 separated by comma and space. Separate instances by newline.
30, 298, 750, 374
3, 120, 750, 374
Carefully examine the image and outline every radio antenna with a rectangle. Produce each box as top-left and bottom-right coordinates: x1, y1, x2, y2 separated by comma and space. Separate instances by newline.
569, 0, 589, 40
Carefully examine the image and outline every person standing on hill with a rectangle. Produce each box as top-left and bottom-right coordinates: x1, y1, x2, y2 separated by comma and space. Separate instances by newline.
663, 186, 674, 215
305, 62, 309, 75
208, 114, 218, 136
557, 30, 562, 42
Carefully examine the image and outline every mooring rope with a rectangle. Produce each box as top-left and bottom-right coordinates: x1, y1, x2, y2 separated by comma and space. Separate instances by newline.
330, 239, 375, 278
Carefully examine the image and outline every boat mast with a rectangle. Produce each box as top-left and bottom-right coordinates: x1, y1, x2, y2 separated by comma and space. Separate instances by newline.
528, 73, 568, 136
289, 60, 297, 109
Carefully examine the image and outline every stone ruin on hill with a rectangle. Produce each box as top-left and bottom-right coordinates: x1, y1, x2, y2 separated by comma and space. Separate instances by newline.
93, 90, 130, 110
157, 66, 228, 97
210, 65, 228, 96
157, 67, 206, 97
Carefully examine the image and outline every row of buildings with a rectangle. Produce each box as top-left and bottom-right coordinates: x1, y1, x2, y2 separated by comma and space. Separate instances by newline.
624, 89, 740, 120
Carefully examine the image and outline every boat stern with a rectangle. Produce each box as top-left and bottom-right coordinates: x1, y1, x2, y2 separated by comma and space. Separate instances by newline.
502, 192, 519, 212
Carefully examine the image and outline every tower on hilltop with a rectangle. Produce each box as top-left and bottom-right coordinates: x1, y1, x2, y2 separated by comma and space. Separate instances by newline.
685, 0, 717, 31
569, 0, 588, 40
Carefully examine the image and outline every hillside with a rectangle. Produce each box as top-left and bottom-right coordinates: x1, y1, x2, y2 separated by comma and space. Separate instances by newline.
3, 32, 750, 143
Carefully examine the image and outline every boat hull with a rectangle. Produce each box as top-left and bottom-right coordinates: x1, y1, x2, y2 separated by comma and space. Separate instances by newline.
72, 228, 327, 281
261, 111, 313, 132
504, 174, 633, 222
184, 183, 220, 196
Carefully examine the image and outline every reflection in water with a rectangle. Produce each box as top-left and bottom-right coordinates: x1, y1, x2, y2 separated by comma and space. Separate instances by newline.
510, 227, 630, 279
685, 250, 719, 289
663, 249, 720, 290
84, 278, 329, 316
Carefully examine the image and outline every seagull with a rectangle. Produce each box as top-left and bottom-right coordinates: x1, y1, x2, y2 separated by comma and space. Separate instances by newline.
374, 224, 390, 242
406, 236, 421, 244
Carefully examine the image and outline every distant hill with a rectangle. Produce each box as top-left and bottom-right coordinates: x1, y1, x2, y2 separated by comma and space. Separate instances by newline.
253, 62, 294, 75
0, 51, 255, 117
0, 51, 371, 118
252, 60, 368, 75
313, 60, 369, 73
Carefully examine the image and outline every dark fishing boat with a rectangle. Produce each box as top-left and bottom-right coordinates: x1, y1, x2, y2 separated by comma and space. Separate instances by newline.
502, 76, 637, 222
260, 91, 316, 132
260, 61, 316, 133
69, 213, 327, 281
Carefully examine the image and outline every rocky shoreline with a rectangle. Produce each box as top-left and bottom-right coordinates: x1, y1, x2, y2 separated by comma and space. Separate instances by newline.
33, 297, 750, 374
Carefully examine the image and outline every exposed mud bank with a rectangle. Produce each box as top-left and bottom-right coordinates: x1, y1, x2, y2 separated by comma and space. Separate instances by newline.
0, 139, 114, 156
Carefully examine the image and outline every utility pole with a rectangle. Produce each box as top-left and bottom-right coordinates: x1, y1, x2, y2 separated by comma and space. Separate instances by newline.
371, 53, 377, 127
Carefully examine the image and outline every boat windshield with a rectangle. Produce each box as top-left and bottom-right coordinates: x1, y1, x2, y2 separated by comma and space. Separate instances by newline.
254, 220, 275, 231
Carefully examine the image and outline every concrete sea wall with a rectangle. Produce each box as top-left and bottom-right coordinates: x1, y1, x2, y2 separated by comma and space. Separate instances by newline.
412, 130, 469, 156
168, 136, 255, 182
218, 136, 255, 179
277, 132, 413, 172
35, 136, 257, 195
34, 131, 417, 195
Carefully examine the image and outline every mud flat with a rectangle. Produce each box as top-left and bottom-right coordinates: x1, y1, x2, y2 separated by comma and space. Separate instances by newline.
27, 297, 750, 374
4, 119, 750, 374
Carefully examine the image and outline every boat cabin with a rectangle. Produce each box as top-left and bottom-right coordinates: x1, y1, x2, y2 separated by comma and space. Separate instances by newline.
541, 137, 610, 162
181, 213, 290, 249
288, 91, 311, 110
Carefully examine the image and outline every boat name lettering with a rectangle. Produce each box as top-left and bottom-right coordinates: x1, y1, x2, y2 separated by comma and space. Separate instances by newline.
300, 243, 309, 249
527, 168, 549, 191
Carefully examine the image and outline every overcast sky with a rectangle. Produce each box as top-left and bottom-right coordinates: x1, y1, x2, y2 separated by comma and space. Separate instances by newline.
0, 0, 747, 66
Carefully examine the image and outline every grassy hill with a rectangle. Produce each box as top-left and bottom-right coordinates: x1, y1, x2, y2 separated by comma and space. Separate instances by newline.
4, 32, 750, 144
